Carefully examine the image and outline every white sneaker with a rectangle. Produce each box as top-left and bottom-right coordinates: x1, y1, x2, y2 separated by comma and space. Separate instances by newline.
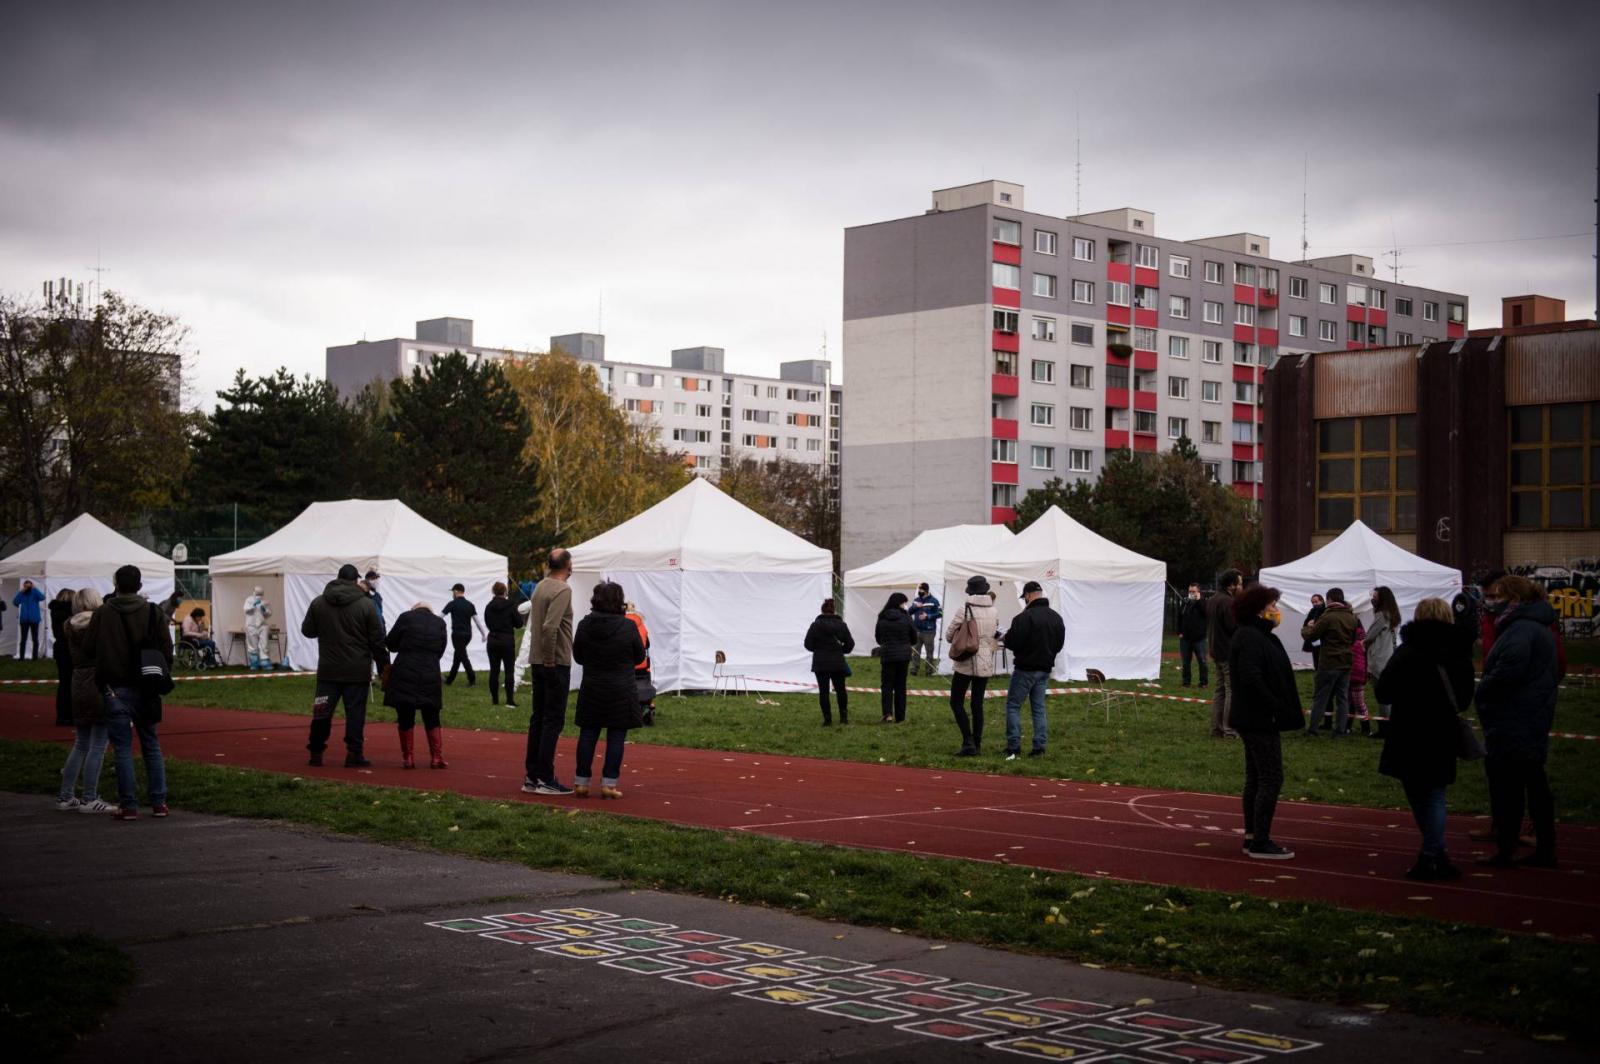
57, 796, 82, 811
78, 798, 115, 814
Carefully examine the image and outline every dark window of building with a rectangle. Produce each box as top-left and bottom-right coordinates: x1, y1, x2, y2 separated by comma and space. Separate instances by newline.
1315, 414, 1417, 533
1512, 304, 1524, 326
1508, 402, 1600, 530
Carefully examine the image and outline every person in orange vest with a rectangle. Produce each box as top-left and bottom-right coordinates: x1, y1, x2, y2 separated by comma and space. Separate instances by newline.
625, 602, 656, 726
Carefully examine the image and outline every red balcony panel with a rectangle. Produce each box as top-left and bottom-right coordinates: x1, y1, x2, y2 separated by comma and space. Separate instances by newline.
992, 286, 1021, 308
1346, 341, 1367, 351
1367, 308, 1387, 327
1447, 321, 1466, 339
1105, 346, 1131, 365
992, 417, 1018, 440
991, 506, 1016, 525
1232, 481, 1261, 500
1232, 442, 1257, 462
1233, 402, 1257, 422
1233, 363, 1259, 383
993, 330, 1020, 352
1107, 262, 1132, 284
1258, 405, 1266, 423
1133, 390, 1158, 412
992, 242, 1022, 266
1104, 387, 1130, 408
1257, 328, 1279, 347
1132, 434, 1158, 453
1231, 323, 1255, 343
1106, 304, 1131, 326
1346, 304, 1367, 322
1233, 284, 1257, 305
1134, 308, 1159, 329
991, 461, 1018, 485
1104, 429, 1131, 450
991, 372, 1019, 397
1258, 290, 1279, 309
1134, 266, 1160, 288
1134, 350, 1158, 371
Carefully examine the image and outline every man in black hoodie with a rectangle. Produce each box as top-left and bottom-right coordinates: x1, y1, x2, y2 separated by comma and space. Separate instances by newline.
1000, 581, 1065, 759
301, 563, 390, 767
1205, 570, 1243, 738
1177, 583, 1209, 688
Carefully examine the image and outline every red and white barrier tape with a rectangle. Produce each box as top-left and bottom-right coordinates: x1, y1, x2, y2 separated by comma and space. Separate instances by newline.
0, 671, 300, 686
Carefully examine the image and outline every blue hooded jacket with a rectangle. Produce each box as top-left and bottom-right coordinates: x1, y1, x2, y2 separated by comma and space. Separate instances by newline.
1475, 599, 1559, 760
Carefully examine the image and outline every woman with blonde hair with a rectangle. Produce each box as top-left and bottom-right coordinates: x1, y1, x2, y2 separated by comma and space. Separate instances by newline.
57, 588, 113, 812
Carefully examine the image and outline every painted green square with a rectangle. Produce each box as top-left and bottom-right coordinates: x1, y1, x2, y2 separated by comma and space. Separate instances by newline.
942, 982, 1025, 1002
610, 936, 674, 952
1058, 1025, 1151, 1047
818, 1001, 911, 1022
806, 977, 880, 995
607, 918, 674, 932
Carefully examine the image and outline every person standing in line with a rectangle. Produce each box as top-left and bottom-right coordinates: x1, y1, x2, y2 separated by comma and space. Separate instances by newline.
243, 586, 273, 670
1301, 588, 1358, 737
874, 592, 915, 724
79, 565, 172, 820
441, 584, 485, 686
13, 579, 45, 658
1001, 580, 1066, 760
1363, 585, 1401, 735
57, 588, 113, 813
49, 589, 76, 726
1205, 570, 1243, 738
571, 581, 646, 798
363, 569, 386, 629
625, 603, 657, 726
522, 549, 576, 796
1228, 584, 1302, 860
908, 582, 943, 677
300, 563, 390, 767
1301, 593, 1327, 670
1474, 575, 1560, 869
1375, 597, 1474, 881
1177, 582, 1209, 688
382, 602, 449, 769
803, 598, 854, 726
483, 582, 525, 707
946, 575, 1000, 756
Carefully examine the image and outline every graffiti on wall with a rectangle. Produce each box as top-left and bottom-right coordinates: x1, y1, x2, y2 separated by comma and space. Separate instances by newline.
1509, 560, 1600, 637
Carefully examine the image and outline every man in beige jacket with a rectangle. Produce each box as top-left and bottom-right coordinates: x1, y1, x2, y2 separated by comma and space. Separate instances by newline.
521, 548, 575, 795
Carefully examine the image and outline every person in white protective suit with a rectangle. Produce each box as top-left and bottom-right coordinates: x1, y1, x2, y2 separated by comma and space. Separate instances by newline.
244, 586, 274, 670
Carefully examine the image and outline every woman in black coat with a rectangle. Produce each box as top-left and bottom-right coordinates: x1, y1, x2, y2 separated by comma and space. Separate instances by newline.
483, 582, 526, 707
1228, 585, 1304, 861
1374, 598, 1473, 881
874, 592, 915, 724
572, 580, 645, 799
803, 598, 855, 726
49, 590, 76, 726
383, 604, 449, 769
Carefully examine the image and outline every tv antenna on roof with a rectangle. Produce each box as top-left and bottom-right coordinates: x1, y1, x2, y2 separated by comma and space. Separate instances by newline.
1300, 155, 1309, 262
1074, 102, 1083, 216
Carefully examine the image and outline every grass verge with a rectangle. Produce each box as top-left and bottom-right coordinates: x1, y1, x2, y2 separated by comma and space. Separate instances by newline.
0, 921, 135, 1063
0, 737, 1589, 1045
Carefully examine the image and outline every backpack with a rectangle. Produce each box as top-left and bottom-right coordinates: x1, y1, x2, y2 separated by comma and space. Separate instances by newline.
948, 604, 980, 663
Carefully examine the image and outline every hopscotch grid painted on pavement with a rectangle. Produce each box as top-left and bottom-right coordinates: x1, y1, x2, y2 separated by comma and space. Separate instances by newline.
427, 908, 1322, 1062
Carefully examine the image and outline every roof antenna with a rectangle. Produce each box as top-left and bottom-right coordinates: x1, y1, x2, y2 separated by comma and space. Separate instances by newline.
1074, 101, 1083, 216
1300, 155, 1309, 262
1385, 220, 1404, 283
86, 240, 110, 305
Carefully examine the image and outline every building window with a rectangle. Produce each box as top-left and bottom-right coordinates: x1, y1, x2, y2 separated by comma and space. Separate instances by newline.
1395, 331, 1413, 345
1347, 283, 1368, 307
1234, 263, 1256, 286
1030, 403, 1055, 427
1202, 301, 1224, 324
1289, 276, 1308, 299
1033, 273, 1057, 298
1370, 288, 1387, 310
1316, 414, 1418, 533
993, 262, 1021, 289
1169, 255, 1191, 279
1035, 230, 1057, 255
1447, 301, 1465, 324
1032, 317, 1056, 341
1137, 244, 1159, 268
1168, 416, 1189, 440
1422, 301, 1438, 322
994, 308, 1020, 333
1133, 327, 1158, 351
1204, 261, 1224, 284
1106, 281, 1130, 306
1202, 380, 1221, 403
1069, 448, 1092, 473
1236, 303, 1256, 326
1073, 237, 1095, 261
1134, 285, 1159, 311
1106, 365, 1129, 390
674, 402, 688, 415
992, 482, 1018, 507
672, 428, 711, 443
993, 218, 1021, 245
1233, 460, 1261, 484
1169, 376, 1189, 399
1134, 410, 1158, 434
1288, 314, 1306, 337
1202, 420, 1221, 443
1169, 295, 1190, 319
1509, 402, 1600, 529
1320, 282, 1338, 304
992, 438, 1018, 463
1070, 364, 1093, 388
994, 350, 1017, 375
1233, 420, 1255, 444
1347, 320, 1366, 344
1394, 296, 1413, 316
1234, 342, 1255, 365
1072, 279, 1096, 304
1234, 380, 1256, 403
1260, 267, 1279, 293
1031, 445, 1055, 470
1169, 336, 1189, 359
1201, 340, 1222, 364
1070, 322, 1094, 346
767, 385, 780, 398
1318, 320, 1338, 342
1203, 460, 1221, 482
806, 438, 822, 452
1069, 406, 1093, 430
1031, 359, 1055, 384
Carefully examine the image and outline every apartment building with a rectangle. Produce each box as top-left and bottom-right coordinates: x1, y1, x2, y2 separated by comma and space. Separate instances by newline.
840, 180, 1467, 570
325, 319, 841, 481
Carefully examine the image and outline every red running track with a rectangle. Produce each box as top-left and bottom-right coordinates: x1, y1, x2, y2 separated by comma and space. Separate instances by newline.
4, 693, 1595, 939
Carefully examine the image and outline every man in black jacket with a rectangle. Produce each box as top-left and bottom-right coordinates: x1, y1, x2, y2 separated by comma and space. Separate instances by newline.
1301, 594, 1327, 670
1177, 583, 1209, 687
1000, 581, 1066, 759
1205, 569, 1243, 738
301, 563, 390, 767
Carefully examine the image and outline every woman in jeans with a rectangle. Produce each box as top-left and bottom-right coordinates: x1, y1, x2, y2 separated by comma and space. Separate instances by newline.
803, 598, 854, 725
57, 589, 113, 813
1228, 584, 1305, 860
874, 592, 915, 723
1375, 597, 1473, 880
382, 603, 449, 768
572, 581, 645, 798
945, 575, 1000, 756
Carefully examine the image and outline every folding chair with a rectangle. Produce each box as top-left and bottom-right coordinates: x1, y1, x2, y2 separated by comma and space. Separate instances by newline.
1084, 668, 1138, 724
713, 650, 747, 696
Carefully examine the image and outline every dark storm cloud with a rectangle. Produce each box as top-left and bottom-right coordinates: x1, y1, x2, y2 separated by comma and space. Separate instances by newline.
2, 0, 1596, 404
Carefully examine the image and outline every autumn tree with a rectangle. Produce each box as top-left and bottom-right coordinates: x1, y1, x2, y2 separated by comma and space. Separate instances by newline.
718, 452, 840, 568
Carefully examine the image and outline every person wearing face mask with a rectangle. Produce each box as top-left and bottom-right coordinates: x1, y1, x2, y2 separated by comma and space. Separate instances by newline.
1177, 582, 1209, 688
1300, 587, 1358, 736
1227, 585, 1303, 860
874, 592, 915, 723
1301, 593, 1327, 670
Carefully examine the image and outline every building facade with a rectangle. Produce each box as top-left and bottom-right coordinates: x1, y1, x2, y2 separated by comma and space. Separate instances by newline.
326, 319, 840, 482
840, 180, 1467, 570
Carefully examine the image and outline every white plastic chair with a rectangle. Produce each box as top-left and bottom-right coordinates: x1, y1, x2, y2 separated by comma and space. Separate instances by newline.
713, 650, 747, 696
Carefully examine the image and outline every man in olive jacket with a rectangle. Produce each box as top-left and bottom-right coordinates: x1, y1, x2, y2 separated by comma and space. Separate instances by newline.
1300, 587, 1359, 736
301, 563, 390, 767
521, 548, 576, 795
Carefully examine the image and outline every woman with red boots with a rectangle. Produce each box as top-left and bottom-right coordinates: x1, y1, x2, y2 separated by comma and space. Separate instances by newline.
383, 602, 450, 769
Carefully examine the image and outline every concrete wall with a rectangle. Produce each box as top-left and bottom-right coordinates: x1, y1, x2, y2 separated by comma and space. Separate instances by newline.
325, 339, 404, 398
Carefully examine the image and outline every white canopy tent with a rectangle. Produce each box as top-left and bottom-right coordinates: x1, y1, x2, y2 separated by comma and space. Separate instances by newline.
554, 477, 832, 692
0, 514, 175, 658
943, 506, 1165, 680
842, 524, 1015, 648
210, 500, 507, 671
1258, 520, 1462, 667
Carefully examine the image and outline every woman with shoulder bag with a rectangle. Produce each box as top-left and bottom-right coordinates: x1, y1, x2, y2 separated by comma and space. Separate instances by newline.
1375, 597, 1474, 880
803, 599, 855, 725
1228, 585, 1304, 860
383, 603, 449, 768
945, 575, 1000, 756
571, 581, 646, 798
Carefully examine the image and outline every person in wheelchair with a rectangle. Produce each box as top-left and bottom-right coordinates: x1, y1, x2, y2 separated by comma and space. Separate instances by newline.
180, 607, 221, 669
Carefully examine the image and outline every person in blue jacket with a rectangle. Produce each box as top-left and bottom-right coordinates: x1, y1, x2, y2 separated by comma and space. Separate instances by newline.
908, 583, 943, 677
13, 580, 45, 659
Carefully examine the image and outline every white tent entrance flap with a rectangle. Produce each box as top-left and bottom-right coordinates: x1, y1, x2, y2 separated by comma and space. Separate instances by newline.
1258, 520, 1462, 668
565, 478, 832, 692
842, 524, 1015, 649
943, 506, 1165, 681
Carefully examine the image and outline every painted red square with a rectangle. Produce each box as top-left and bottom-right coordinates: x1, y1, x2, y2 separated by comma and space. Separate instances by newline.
1022, 998, 1114, 1017
663, 930, 736, 945
878, 990, 970, 1012
664, 949, 739, 965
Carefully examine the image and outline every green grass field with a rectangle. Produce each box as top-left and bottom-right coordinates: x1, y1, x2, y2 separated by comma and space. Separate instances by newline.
0, 920, 134, 1063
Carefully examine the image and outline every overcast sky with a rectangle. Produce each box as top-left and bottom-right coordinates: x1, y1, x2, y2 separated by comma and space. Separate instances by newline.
3, 0, 1596, 407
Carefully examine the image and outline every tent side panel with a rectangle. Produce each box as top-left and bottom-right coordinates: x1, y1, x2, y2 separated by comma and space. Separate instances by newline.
1056, 578, 1163, 681
678, 571, 828, 691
